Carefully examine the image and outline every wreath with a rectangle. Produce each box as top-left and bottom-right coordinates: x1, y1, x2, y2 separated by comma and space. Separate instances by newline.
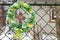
6, 1, 36, 33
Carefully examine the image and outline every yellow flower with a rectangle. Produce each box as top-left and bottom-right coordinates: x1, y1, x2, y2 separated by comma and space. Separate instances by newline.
10, 19, 14, 23
20, 2, 24, 6
29, 9, 33, 13
10, 8, 14, 11
27, 23, 33, 27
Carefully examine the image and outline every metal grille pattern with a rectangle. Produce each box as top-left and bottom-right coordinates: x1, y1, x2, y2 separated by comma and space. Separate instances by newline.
0, 5, 57, 40
32, 6, 57, 40
0, 0, 59, 40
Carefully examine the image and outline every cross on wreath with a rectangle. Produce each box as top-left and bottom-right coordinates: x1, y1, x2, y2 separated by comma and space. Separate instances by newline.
8, 12, 26, 34
16, 12, 26, 28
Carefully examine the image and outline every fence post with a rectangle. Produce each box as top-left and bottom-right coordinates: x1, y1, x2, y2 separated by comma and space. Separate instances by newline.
55, 6, 60, 40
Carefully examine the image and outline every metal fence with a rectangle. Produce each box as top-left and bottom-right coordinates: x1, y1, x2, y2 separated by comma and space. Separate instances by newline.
0, 0, 59, 40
